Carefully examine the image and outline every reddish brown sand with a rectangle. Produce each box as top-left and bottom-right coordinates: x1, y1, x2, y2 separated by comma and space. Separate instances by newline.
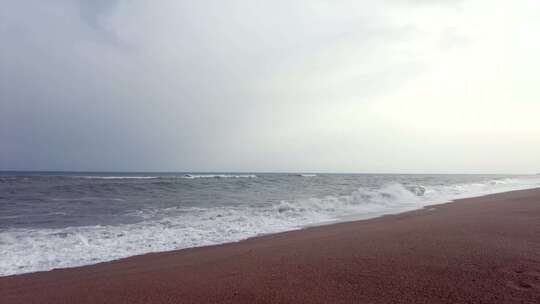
2, 189, 540, 304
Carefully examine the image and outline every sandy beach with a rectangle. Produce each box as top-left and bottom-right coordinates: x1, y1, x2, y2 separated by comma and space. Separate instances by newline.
1, 188, 539, 303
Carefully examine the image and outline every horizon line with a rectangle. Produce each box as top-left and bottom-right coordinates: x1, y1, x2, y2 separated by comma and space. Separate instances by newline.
0, 170, 536, 176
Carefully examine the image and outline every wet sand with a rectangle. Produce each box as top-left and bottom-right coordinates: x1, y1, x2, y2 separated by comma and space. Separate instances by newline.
1, 188, 540, 303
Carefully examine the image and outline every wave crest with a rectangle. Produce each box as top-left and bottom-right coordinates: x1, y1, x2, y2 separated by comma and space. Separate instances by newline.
2, 177, 540, 276
180, 174, 257, 179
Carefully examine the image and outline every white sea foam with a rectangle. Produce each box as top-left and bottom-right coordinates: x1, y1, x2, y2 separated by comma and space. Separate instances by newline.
77, 176, 159, 180
76, 174, 257, 180
179, 174, 257, 179
1, 176, 539, 276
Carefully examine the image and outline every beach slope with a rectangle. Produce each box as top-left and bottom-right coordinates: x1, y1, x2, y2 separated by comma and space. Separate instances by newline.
1, 189, 540, 303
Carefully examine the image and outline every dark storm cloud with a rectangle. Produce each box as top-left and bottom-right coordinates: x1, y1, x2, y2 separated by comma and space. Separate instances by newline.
78, 0, 116, 29
78, 0, 122, 45
0, 0, 455, 171
5, 0, 535, 173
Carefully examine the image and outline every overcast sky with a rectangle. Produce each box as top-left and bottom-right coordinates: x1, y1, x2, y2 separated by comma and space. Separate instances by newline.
1, 0, 539, 173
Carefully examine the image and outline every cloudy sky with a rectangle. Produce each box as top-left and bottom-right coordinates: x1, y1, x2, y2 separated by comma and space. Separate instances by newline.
1, 0, 539, 173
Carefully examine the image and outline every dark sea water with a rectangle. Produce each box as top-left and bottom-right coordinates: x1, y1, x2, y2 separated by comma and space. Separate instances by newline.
1, 172, 539, 276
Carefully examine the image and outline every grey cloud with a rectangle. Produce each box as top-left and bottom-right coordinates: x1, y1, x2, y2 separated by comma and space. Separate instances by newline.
5, 0, 520, 173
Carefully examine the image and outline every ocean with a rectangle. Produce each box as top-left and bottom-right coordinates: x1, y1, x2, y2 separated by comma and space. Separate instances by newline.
1, 172, 539, 276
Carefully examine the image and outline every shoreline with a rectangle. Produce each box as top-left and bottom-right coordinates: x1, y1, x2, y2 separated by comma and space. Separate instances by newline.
2, 188, 540, 303
3, 186, 537, 278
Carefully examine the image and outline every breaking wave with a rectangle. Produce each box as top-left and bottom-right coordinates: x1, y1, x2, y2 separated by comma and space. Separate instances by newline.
289, 174, 317, 177
1, 176, 539, 276
77, 174, 257, 180
77, 176, 159, 180
179, 174, 257, 179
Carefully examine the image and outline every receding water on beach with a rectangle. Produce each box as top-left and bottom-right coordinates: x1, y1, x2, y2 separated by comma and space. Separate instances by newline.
1, 172, 539, 276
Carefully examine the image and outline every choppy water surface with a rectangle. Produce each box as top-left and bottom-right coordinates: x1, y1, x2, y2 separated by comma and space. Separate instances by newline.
1, 172, 539, 276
